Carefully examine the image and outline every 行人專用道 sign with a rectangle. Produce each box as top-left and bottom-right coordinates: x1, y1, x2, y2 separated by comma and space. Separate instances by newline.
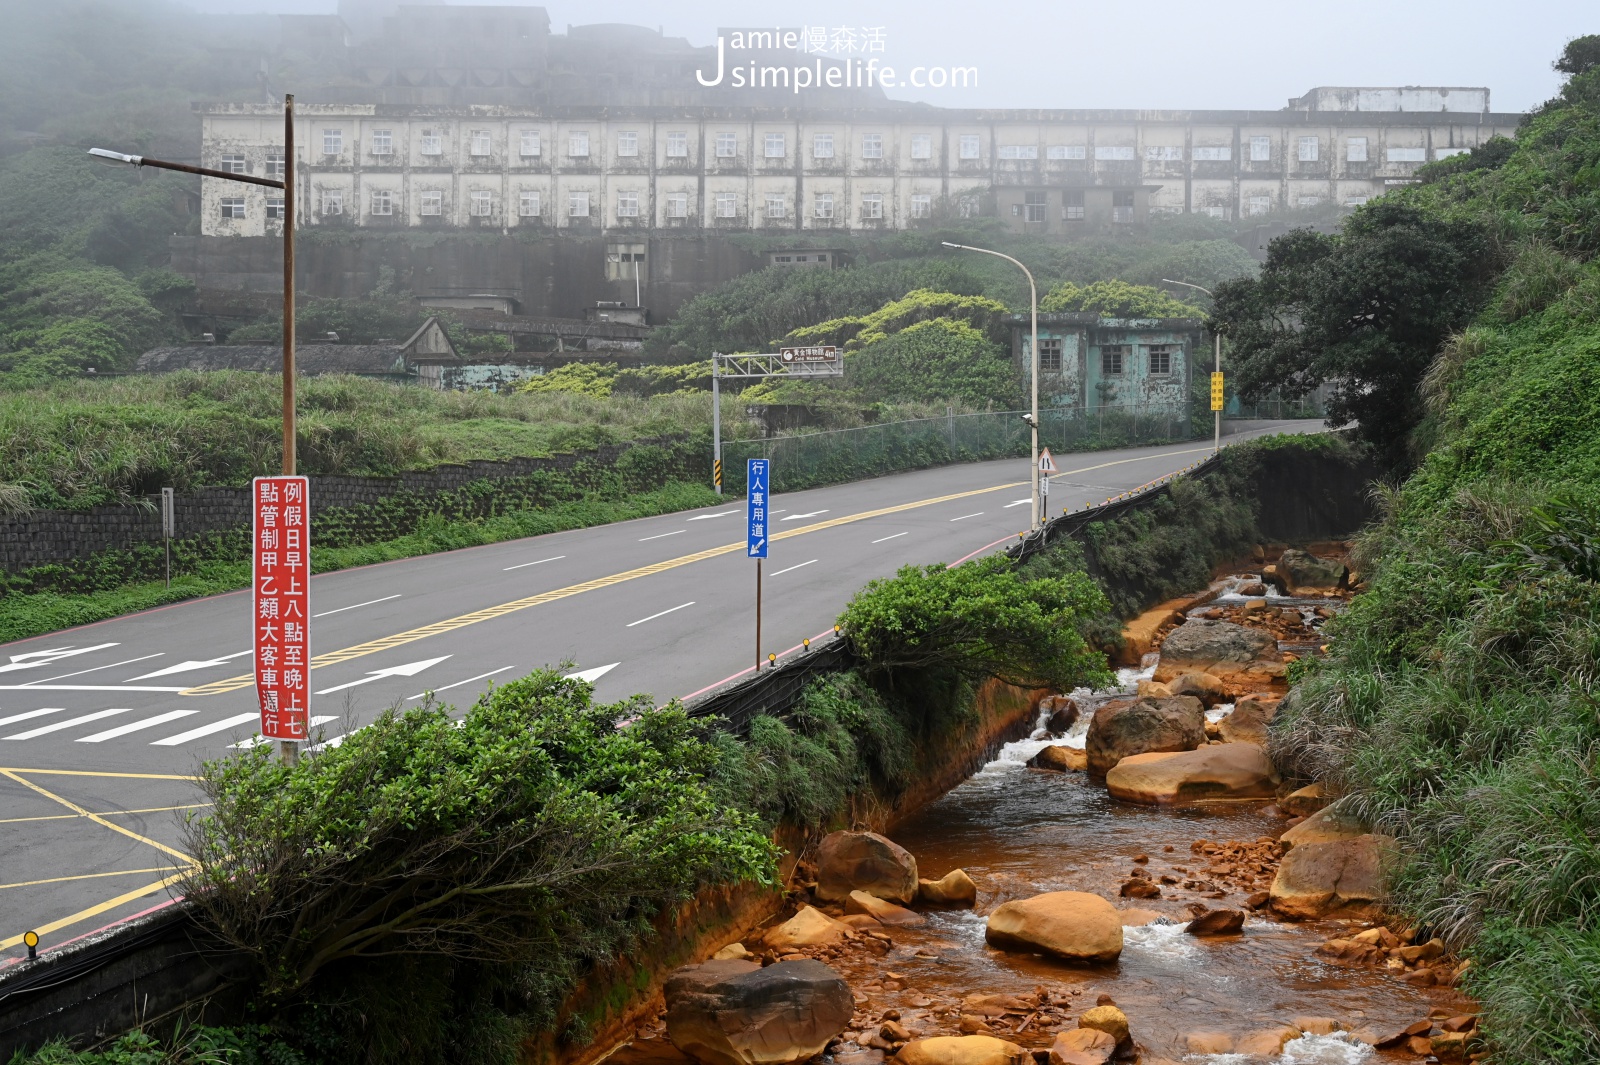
779, 345, 839, 363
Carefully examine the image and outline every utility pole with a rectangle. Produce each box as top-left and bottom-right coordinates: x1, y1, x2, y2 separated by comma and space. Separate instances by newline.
711, 354, 722, 495
1162, 279, 1221, 455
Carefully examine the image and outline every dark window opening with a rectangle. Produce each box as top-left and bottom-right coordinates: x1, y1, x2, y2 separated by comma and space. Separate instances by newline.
1037, 338, 1062, 372
1148, 345, 1174, 375
1024, 191, 1047, 223
1101, 346, 1126, 375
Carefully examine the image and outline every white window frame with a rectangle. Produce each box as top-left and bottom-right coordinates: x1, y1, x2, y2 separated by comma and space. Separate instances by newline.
765, 193, 786, 219
665, 193, 688, 218
1297, 136, 1320, 162
1148, 346, 1174, 376
1387, 146, 1427, 163
266, 196, 284, 220
370, 189, 393, 216
470, 130, 492, 157
469, 190, 493, 217
1249, 136, 1272, 162
219, 154, 247, 174
616, 131, 639, 157
1095, 146, 1135, 161
814, 193, 835, 219
320, 189, 343, 216
958, 134, 981, 160
764, 132, 785, 158
1297, 195, 1322, 207
1346, 137, 1368, 162
219, 196, 246, 219
568, 192, 590, 217
1047, 145, 1087, 160
910, 193, 931, 218
1063, 191, 1085, 221
1193, 145, 1230, 161
371, 130, 393, 156
321, 129, 342, 156
861, 133, 884, 159
812, 133, 835, 159
265, 151, 285, 179
1145, 145, 1183, 161
666, 131, 688, 158
519, 190, 541, 217
1000, 145, 1039, 160
616, 190, 640, 217
1246, 194, 1272, 216
910, 134, 932, 160
419, 190, 443, 216
715, 132, 737, 157
519, 130, 541, 157
420, 131, 442, 156
861, 192, 884, 220
715, 192, 738, 218
568, 131, 591, 158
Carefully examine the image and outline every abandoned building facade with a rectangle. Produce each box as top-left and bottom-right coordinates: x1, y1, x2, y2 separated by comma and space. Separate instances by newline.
1011, 314, 1205, 414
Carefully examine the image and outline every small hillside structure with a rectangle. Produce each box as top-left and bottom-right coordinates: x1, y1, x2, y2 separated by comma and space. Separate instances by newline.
1010, 313, 1203, 414
137, 317, 460, 384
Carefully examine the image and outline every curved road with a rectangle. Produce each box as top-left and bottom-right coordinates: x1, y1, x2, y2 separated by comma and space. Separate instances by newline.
0, 420, 1319, 962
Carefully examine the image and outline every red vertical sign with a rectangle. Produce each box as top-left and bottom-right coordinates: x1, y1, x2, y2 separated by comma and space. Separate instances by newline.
253, 476, 311, 741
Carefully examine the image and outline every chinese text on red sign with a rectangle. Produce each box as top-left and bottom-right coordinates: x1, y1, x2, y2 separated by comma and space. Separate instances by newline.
253, 475, 310, 740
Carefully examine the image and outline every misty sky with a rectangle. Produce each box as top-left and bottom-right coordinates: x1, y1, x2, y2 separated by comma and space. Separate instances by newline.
186, 0, 1587, 113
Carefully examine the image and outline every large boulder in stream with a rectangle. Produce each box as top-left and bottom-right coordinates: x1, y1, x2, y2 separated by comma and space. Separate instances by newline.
918, 869, 978, 908
665, 958, 852, 1065
815, 831, 918, 904
1278, 548, 1347, 594
1217, 695, 1280, 746
985, 890, 1123, 963
1269, 834, 1391, 919
1105, 743, 1279, 805
896, 1036, 1029, 1065
1084, 696, 1205, 776
1027, 745, 1086, 772
1153, 619, 1284, 686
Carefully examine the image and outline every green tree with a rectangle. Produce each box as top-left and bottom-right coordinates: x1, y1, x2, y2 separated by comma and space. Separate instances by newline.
847, 319, 1019, 408
1040, 279, 1201, 317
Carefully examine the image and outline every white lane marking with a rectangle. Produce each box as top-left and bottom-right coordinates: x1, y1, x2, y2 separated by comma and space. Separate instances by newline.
771, 560, 818, 577
638, 530, 685, 542
686, 510, 738, 521
564, 663, 620, 683
0, 643, 119, 674
232, 717, 337, 749
1004, 499, 1031, 508
6, 707, 137, 741
950, 512, 985, 521
313, 594, 401, 618
626, 601, 695, 628
151, 713, 260, 746
314, 656, 451, 696
0, 685, 188, 692
0, 707, 67, 728
781, 510, 828, 521
503, 555, 566, 571
77, 710, 199, 743
871, 532, 908, 544
26, 653, 164, 685
127, 650, 251, 681
407, 666, 518, 700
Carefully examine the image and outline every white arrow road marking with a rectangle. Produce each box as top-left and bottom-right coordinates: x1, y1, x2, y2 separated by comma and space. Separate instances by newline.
1004, 499, 1031, 508
127, 650, 251, 681
503, 555, 565, 571
78, 710, 199, 743
871, 532, 908, 544
626, 602, 694, 628
564, 663, 619, 683
781, 510, 828, 521
685, 510, 738, 521
0, 685, 189, 693
313, 656, 451, 696
0, 644, 119, 674
314, 594, 401, 618
6, 707, 137, 740
151, 713, 260, 746
0, 707, 67, 728
232, 717, 338, 749
771, 559, 818, 576
407, 666, 518, 700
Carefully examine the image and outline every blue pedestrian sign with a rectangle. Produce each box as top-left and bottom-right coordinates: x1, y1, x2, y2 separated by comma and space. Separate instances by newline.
746, 459, 770, 558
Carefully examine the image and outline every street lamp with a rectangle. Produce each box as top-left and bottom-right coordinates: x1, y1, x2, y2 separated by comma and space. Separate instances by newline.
1161, 278, 1221, 455
90, 94, 298, 476
91, 95, 300, 766
943, 241, 1041, 530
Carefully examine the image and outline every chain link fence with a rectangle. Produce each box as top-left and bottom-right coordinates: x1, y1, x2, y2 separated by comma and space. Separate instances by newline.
722, 402, 1193, 495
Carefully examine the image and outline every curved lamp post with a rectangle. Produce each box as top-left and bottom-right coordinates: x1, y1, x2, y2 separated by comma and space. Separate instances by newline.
1161, 278, 1221, 455
942, 241, 1040, 530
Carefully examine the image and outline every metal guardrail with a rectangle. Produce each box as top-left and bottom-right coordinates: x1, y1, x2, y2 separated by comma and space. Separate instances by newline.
682, 641, 857, 735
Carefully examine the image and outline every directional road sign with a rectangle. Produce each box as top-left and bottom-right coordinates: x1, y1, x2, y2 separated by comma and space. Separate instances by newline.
746, 459, 770, 559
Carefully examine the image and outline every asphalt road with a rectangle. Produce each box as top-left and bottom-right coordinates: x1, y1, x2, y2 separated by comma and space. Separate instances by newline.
0, 420, 1319, 963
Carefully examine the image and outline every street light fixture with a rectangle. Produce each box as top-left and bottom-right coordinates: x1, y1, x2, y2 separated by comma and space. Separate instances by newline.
1161, 278, 1222, 455
943, 241, 1041, 530
90, 94, 300, 765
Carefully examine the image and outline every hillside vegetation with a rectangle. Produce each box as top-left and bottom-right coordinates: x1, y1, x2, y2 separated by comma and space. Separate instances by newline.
1261, 36, 1600, 1064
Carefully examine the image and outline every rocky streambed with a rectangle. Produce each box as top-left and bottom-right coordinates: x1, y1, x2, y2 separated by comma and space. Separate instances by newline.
606, 550, 1483, 1065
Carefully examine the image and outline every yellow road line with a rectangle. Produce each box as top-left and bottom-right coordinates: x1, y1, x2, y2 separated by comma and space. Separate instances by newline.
0, 872, 185, 951
182, 442, 1224, 698
0, 767, 198, 781
0, 803, 211, 827
0, 770, 194, 865
1, 867, 173, 891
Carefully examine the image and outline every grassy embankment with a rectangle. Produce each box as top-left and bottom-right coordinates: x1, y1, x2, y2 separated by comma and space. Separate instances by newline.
1264, 54, 1600, 1063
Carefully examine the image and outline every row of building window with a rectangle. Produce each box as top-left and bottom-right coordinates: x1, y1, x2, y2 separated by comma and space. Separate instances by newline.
1033, 341, 1176, 376
221, 132, 1445, 168
218, 190, 938, 220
